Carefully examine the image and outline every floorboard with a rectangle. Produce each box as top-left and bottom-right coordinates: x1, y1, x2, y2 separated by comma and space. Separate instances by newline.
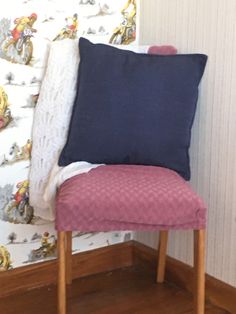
0, 265, 229, 314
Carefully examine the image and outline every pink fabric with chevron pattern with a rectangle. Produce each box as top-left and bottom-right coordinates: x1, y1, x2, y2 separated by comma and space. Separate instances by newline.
55, 165, 206, 231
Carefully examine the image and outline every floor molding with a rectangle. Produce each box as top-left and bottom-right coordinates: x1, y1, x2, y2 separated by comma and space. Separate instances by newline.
0, 240, 235, 313
133, 241, 236, 314
0, 241, 133, 298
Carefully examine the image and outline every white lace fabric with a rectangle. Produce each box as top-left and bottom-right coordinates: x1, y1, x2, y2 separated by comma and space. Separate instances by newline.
29, 39, 81, 220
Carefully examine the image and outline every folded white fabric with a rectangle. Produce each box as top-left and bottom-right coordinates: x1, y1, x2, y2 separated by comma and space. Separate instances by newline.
29, 39, 148, 221
43, 161, 102, 218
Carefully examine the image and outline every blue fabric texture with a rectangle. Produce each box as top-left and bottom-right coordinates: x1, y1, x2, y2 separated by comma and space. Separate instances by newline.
59, 38, 207, 180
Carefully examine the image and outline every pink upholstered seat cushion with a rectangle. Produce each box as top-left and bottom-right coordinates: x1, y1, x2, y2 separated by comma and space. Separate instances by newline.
55, 165, 206, 231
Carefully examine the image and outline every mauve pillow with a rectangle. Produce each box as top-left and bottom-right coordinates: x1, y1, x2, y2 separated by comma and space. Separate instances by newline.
59, 38, 207, 180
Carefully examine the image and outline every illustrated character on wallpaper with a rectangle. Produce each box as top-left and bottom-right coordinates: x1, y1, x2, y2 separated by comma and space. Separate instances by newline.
14, 180, 30, 207
10, 139, 32, 161
0, 245, 12, 271
0, 13, 37, 65
26, 232, 57, 263
0, 139, 32, 167
3, 180, 34, 224
53, 13, 78, 41
109, 0, 136, 45
0, 86, 12, 131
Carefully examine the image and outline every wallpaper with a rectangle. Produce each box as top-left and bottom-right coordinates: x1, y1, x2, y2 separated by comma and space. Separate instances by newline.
138, 0, 236, 287
0, 0, 137, 271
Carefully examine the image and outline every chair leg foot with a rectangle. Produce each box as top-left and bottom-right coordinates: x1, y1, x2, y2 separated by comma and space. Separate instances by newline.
66, 231, 72, 285
157, 230, 168, 283
194, 229, 206, 314
58, 231, 67, 314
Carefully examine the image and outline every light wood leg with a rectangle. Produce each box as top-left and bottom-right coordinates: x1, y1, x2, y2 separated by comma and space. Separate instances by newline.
58, 231, 67, 314
194, 229, 206, 314
66, 231, 72, 285
156, 230, 168, 283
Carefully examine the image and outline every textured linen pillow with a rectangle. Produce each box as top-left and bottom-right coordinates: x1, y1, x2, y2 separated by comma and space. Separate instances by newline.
59, 38, 207, 180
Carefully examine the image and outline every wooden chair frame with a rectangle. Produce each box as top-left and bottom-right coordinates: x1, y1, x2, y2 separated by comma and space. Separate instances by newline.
58, 229, 205, 314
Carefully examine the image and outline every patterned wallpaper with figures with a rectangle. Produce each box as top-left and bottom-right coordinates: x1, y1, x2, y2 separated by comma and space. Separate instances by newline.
0, 0, 137, 271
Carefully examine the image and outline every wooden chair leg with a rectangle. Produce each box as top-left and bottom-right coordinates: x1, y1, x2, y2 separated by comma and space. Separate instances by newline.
58, 231, 67, 314
66, 231, 72, 285
156, 230, 168, 283
194, 229, 206, 314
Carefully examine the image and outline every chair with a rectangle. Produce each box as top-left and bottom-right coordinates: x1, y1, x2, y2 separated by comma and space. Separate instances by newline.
56, 164, 206, 314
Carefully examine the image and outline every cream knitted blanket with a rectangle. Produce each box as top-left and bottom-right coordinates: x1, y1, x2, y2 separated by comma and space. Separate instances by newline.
29, 39, 100, 220
29, 39, 148, 221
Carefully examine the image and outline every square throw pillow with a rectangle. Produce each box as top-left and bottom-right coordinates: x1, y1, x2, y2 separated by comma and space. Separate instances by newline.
59, 38, 207, 180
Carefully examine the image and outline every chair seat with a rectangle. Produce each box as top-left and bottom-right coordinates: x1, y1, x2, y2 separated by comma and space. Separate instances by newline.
55, 165, 206, 231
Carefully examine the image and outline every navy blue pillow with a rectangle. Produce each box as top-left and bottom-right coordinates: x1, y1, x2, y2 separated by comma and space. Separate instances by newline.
59, 38, 207, 180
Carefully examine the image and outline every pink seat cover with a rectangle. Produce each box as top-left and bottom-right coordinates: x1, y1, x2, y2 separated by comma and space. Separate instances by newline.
55, 165, 206, 231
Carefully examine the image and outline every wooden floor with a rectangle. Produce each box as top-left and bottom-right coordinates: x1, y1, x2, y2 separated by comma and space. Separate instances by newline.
0, 265, 229, 314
